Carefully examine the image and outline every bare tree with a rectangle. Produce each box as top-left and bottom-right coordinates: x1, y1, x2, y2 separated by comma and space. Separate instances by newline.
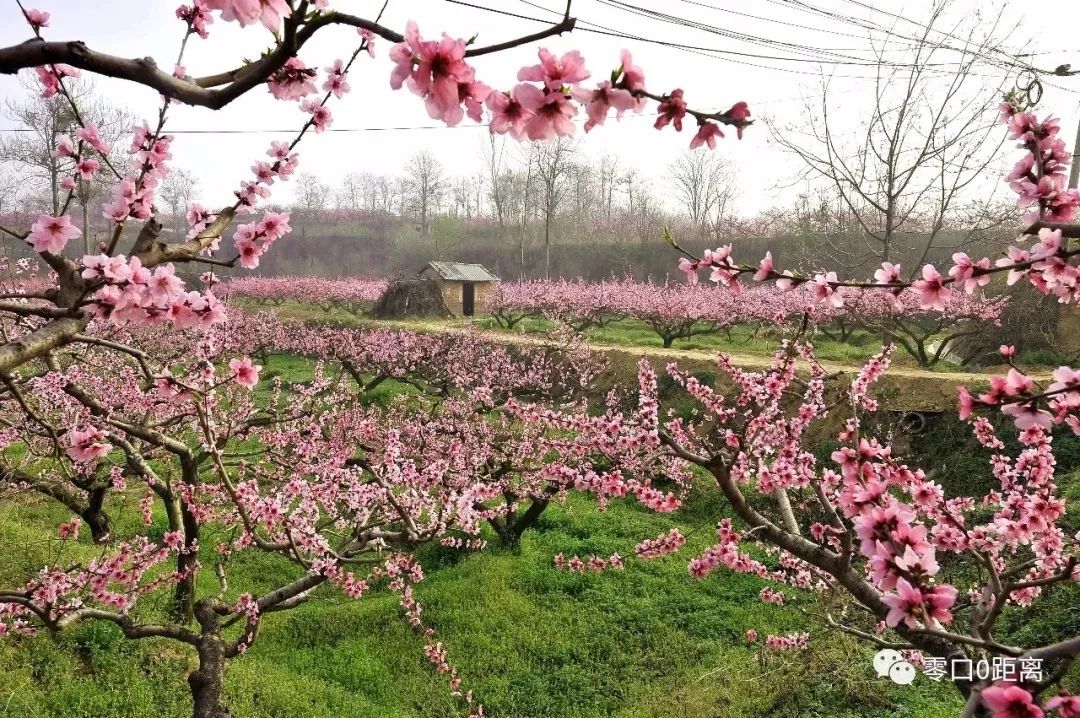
291, 172, 330, 241
668, 150, 735, 237
404, 151, 443, 239
0, 171, 21, 219
533, 137, 575, 279
472, 172, 485, 218
518, 157, 536, 279
293, 173, 329, 214
483, 134, 510, 232
0, 77, 131, 252
159, 167, 201, 241
768, 1, 1012, 275
598, 154, 620, 220
569, 161, 596, 225
336, 171, 368, 211
620, 168, 639, 216
449, 176, 473, 218
361, 174, 395, 215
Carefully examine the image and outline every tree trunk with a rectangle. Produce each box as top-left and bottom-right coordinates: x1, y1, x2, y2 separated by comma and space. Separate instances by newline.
189, 603, 231, 718
49, 127, 60, 215
82, 201, 90, 254
772, 488, 801, 536
494, 498, 550, 545
82, 486, 111, 542
174, 506, 200, 620
520, 226, 526, 280
544, 216, 551, 280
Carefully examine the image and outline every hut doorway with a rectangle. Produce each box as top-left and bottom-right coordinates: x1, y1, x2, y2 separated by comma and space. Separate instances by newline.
462, 282, 475, 316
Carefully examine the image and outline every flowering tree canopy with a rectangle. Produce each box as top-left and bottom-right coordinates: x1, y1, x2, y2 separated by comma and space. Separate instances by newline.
0, 2, 754, 717
485, 277, 1005, 360
0, 0, 751, 377
666, 101, 1080, 714
1, 2, 1078, 717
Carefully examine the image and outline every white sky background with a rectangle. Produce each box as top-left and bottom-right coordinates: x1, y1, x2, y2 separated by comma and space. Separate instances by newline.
2, 0, 1080, 217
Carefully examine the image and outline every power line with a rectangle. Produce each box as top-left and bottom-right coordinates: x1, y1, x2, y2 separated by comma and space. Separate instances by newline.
597, 0, 910, 66
657, 0, 1070, 60
512, 0, 1017, 82
517, 0, 1080, 94
674, 0, 898, 44
597, 0, 1014, 70
836, 0, 1039, 72
762, 0, 1033, 75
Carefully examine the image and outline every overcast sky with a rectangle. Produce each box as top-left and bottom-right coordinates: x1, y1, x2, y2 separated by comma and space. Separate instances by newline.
2, 0, 1079, 216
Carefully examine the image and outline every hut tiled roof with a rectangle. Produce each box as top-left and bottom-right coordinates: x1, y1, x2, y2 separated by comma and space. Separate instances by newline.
420, 261, 499, 282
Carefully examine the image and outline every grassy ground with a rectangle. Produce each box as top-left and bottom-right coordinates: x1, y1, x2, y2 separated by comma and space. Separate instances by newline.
483, 316, 908, 366
0, 485, 966, 718
238, 299, 900, 363
1, 335, 1073, 718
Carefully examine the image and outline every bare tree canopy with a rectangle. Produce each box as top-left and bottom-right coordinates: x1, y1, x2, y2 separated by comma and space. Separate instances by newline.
533, 136, 575, 279
668, 150, 735, 238
0, 77, 132, 251
404, 151, 444, 241
768, 0, 1014, 275
158, 167, 201, 241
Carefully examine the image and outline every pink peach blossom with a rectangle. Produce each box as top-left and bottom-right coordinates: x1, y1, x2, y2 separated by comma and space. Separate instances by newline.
517, 48, 590, 89
24, 8, 50, 28
27, 214, 80, 254
655, 89, 687, 132
690, 121, 723, 150
228, 357, 261, 388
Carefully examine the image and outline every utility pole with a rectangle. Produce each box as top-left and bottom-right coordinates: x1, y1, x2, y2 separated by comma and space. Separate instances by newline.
1070, 116, 1080, 191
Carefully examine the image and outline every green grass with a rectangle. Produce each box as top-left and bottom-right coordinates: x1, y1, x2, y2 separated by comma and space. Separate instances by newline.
0, 487, 968, 718
1, 347, 1071, 718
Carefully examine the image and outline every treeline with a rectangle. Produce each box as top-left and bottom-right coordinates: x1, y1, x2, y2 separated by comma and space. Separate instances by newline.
229, 213, 1014, 284
2, 136, 1018, 283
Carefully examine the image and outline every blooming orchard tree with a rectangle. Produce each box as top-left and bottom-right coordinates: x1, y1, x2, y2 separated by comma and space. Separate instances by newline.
224, 275, 387, 313
660, 102, 1080, 713
486, 277, 831, 346
817, 287, 1007, 368
0, 0, 751, 375
0, 302, 669, 715
0, 2, 752, 717
485, 276, 1005, 359
1, 318, 510, 715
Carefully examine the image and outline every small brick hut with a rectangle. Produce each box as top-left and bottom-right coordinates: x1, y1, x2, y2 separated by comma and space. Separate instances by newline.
417, 261, 499, 317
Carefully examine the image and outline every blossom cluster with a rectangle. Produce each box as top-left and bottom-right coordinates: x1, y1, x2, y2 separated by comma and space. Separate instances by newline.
232, 211, 292, 269
763, 633, 810, 651
560, 339, 1078, 714
1001, 103, 1080, 224
102, 122, 173, 223
486, 277, 1001, 356
673, 107, 1080, 433
81, 255, 226, 328
553, 553, 625, 572
223, 275, 388, 310
388, 23, 747, 149
236, 140, 300, 213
